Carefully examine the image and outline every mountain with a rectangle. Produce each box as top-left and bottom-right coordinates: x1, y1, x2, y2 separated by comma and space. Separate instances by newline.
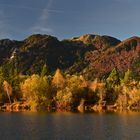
0, 34, 140, 79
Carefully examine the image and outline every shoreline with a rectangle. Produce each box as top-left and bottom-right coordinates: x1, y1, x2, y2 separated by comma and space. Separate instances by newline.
1, 102, 140, 113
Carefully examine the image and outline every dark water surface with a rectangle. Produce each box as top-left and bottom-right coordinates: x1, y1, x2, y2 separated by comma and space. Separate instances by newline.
0, 111, 140, 140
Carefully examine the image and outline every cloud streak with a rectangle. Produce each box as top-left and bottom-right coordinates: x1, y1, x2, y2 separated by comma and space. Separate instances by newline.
0, 1, 62, 39
30, 0, 59, 35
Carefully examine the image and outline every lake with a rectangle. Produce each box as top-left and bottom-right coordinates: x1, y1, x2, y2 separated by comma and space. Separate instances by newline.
0, 111, 140, 140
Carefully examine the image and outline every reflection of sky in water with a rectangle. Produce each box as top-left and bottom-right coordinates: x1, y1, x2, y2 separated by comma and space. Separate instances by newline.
0, 112, 140, 140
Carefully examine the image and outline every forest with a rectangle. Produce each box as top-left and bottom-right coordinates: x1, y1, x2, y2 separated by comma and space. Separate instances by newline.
0, 62, 140, 112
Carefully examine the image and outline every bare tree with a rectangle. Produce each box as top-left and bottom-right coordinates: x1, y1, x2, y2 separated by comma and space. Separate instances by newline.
3, 81, 12, 104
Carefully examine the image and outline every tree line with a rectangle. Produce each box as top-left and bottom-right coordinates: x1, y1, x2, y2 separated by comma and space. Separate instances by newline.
0, 63, 140, 111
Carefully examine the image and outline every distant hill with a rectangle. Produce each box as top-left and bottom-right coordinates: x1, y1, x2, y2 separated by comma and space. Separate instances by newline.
0, 34, 140, 79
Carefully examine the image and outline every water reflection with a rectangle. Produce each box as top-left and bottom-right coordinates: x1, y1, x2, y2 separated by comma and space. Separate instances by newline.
0, 112, 140, 140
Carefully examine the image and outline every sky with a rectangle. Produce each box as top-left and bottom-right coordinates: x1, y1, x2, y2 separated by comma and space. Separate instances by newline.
0, 0, 140, 41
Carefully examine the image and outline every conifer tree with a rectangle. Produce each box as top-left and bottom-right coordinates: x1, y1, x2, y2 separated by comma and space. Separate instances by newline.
41, 64, 48, 77
122, 69, 132, 84
107, 68, 120, 88
52, 69, 65, 89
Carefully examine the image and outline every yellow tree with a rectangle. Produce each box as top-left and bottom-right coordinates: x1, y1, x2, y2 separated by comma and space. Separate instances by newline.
52, 69, 65, 89
89, 79, 105, 104
20, 74, 54, 110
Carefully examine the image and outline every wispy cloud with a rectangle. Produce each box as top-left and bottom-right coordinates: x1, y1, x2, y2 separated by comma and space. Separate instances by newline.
30, 0, 59, 35
0, 1, 62, 39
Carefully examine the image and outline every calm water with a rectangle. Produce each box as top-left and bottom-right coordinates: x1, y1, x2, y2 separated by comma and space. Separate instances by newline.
0, 111, 140, 140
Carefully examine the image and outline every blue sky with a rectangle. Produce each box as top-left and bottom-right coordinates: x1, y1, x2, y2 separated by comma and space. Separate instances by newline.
0, 0, 140, 40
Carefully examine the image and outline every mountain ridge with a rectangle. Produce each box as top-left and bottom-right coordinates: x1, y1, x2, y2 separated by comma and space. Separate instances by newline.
0, 34, 140, 79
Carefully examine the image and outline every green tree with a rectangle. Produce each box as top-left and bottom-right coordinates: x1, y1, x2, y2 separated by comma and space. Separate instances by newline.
105, 68, 120, 104
121, 69, 132, 85
0, 67, 5, 89
41, 64, 48, 77
105, 87, 118, 105
106, 68, 120, 88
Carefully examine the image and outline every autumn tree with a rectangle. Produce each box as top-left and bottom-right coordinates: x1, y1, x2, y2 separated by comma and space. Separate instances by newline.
55, 74, 98, 108
52, 69, 65, 89
20, 74, 55, 110
89, 79, 105, 104
0, 61, 21, 101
